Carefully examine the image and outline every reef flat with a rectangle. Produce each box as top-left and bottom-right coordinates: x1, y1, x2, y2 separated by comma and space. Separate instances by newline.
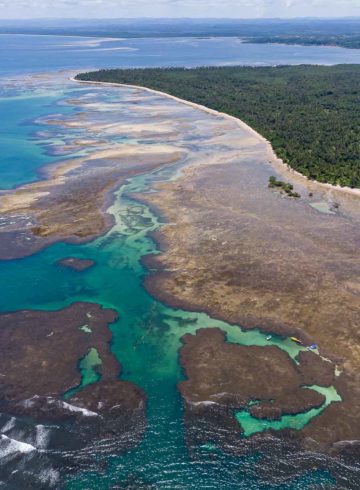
143, 156, 360, 453
178, 328, 339, 452
0, 142, 182, 259
0, 74, 192, 259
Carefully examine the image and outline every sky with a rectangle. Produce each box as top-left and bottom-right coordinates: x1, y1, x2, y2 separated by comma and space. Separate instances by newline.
0, 0, 359, 19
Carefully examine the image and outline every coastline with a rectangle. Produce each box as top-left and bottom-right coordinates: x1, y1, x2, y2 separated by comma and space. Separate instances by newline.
71, 77, 360, 201
1, 72, 360, 478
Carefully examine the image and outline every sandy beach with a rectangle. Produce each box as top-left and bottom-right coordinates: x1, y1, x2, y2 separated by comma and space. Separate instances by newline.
72, 77, 360, 204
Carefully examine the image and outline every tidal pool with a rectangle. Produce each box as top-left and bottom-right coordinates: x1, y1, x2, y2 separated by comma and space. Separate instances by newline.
309, 201, 336, 215
78, 347, 102, 388
236, 386, 342, 437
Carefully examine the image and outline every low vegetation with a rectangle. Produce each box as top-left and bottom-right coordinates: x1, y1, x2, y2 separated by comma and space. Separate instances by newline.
268, 176, 301, 198
77, 65, 360, 188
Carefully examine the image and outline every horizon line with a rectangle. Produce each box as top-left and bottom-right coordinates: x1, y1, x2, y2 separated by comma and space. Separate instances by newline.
1, 16, 360, 22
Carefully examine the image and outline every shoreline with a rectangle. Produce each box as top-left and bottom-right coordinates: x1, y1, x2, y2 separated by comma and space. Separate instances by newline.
71, 76, 360, 201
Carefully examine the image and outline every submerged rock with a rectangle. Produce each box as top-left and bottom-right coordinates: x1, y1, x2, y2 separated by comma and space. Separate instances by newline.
57, 257, 96, 271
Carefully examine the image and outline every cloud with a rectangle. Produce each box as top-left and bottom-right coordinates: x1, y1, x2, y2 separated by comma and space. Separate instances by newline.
0, 0, 359, 19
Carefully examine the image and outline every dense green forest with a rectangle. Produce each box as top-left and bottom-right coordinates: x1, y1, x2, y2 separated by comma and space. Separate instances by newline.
77, 65, 360, 187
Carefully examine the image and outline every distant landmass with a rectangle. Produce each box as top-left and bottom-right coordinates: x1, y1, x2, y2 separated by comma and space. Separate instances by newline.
2, 18, 360, 49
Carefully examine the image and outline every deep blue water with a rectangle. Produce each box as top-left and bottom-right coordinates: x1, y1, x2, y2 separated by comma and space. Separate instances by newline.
2, 34, 360, 76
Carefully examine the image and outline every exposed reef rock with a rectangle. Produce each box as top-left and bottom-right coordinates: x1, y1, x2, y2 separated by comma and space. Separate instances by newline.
0, 83, 191, 260
249, 388, 325, 420
177, 328, 360, 454
141, 156, 360, 362
0, 303, 146, 456
296, 350, 336, 387
138, 124, 360, 456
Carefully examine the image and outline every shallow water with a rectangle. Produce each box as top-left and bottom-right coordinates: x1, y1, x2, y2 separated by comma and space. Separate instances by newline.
309, 201, 336, 215
236, 386, 341, 438
0, 93, 70, 188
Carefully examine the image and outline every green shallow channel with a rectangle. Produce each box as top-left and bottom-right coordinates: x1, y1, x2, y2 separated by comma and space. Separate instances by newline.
65, 347, 102, 398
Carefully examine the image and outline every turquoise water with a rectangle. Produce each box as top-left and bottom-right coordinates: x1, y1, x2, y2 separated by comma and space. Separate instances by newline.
64, 348, 102, 400
0, 94, 58, 188
0, 91, 81, 189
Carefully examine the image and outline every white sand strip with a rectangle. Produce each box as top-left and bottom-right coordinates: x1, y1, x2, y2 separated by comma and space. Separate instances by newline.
71, 77, 360, 199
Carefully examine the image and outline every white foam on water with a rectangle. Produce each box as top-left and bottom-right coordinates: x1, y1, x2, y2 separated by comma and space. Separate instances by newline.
39, 468, 60, 486
190, 401, 218, 406
35, 425, 50, 449
1, 417, 16, 433
0, 435, 36, 457
61, 401, 98, 417
22, 396, 98, 417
